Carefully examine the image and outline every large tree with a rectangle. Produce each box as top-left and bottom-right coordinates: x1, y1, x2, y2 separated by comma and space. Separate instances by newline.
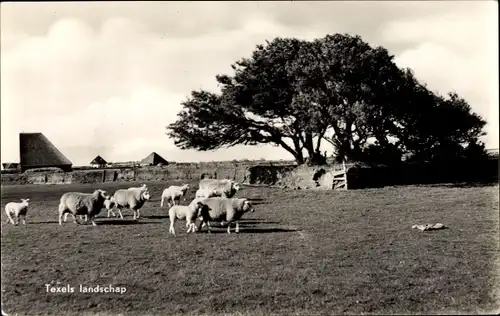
167, 33, 487, 165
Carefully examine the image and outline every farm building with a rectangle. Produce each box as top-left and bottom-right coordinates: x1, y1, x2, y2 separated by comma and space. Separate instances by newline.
2, 163, 19, 171
90, 155, 108, 168
19, 133, 72, 172
140, 152, 168, 166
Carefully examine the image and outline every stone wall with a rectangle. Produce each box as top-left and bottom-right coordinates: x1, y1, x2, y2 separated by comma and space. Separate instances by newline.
2, 159, 496, 189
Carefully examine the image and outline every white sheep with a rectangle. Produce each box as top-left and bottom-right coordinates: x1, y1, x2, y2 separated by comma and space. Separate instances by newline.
160, 184, 190, 208
58, 190, 110, 226
4, 198, 30, 225
193, 197, 255, 234
195, 188, 219, 198
113, 187, 151, 220
199, 179, 241, 198
168, 201, 206, 236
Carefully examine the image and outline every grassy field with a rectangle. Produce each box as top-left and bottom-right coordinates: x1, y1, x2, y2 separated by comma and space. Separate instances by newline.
1, 181, 499, 316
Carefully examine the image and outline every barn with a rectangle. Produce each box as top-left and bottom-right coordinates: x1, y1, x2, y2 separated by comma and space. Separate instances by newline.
90, 155, 108, 168
19, 133, 72, 172
140, 152, 168, 166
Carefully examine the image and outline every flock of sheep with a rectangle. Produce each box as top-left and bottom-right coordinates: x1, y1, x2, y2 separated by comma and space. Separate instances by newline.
4, 179, 255, 236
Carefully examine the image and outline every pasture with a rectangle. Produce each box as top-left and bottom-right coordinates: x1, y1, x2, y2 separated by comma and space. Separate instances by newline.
1, 181, 499, 315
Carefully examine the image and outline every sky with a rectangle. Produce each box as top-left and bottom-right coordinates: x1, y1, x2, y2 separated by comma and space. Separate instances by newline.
1, 1, 498, 166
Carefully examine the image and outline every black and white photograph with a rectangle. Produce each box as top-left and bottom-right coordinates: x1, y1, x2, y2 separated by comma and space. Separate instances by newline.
1, 1, 498, 315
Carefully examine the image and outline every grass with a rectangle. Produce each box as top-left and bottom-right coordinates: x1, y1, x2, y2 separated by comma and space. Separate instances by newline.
1, 181, 499, 316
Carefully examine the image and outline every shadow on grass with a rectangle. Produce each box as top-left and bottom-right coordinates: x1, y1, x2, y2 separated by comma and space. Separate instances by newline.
200, 227, 297, 234
145, 215, 169, 219
96, 219, 162, 226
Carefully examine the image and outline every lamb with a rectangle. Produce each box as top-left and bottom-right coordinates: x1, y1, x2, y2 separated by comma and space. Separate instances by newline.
168, 201, 206, 236
105, 196, 117, 218
198, 179, 241, 198
4, 198, 30, 225
160, 184, 190, 208
112, 186, 151, 220
195, 188, 218, 198
193, 197, 255, 234
58, 190, 110, 226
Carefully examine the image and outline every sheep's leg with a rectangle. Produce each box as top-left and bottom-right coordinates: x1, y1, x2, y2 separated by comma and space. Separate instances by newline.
137, 209, 141, 219
206, 221, 212, 233
89, 215, 97, 226
58, 205, 69, 225
73, 214, 81, 224
21, 215, 26, 225
107, 208, 116, 218
117, 207, 124, 219
6, 212, 15, 225
227, 222, 231, 234
169, 218, 176, 236
235, 221, 239, 233
160, 195, 165, 208
63, 213, 69, 222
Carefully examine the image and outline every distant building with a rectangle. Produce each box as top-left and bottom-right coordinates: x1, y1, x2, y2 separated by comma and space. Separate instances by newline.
140, 152, 168, 166
2, 162, 20, 171
19, 133, 72, 172
90, 155, 108, 168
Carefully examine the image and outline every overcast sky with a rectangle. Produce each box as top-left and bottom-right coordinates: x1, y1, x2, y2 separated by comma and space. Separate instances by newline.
1, 1, 498, 165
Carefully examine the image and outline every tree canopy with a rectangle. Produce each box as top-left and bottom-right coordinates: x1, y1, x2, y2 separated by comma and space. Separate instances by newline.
167, 33, 487, 165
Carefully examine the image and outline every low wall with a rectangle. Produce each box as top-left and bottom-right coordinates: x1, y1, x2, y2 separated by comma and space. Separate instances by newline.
1, 159, 497, 189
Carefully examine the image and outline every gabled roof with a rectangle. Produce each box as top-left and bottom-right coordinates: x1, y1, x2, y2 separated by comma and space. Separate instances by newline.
140, 152, 168, 165
19, 133, 72, 168
90, 155, 107, 165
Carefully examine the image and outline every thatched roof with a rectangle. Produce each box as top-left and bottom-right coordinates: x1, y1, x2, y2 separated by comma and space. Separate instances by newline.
140, 152, 168, 166
90, 155, 107, 165
19, 133, 72, 170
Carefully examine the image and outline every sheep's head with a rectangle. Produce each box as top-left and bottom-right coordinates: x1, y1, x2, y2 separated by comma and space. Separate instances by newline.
141, 190, 151, 201
193, 201, 206, 217
233, 182, 241, 191
95, 189, 110, 200
21, 198, 30, 206
242, 199, 254, 213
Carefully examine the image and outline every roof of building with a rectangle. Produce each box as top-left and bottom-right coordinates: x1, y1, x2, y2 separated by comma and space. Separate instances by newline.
19, 133, 72, 168
90, 155, 107, 165
140, 152, 168, 165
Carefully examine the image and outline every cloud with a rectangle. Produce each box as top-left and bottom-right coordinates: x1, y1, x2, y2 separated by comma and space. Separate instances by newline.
1, 2, 497, 166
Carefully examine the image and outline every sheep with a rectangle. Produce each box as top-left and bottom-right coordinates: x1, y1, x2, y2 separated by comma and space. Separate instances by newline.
112, 186, 151, 220
168, 201, 206, 236
4, 198, 30, 225
193, 197, 255, 234
160, 184, 190, 208
63, 197, 116, 222
58, 190, 110, 226
195, 188, 218, 198
198, 179, 241, 198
